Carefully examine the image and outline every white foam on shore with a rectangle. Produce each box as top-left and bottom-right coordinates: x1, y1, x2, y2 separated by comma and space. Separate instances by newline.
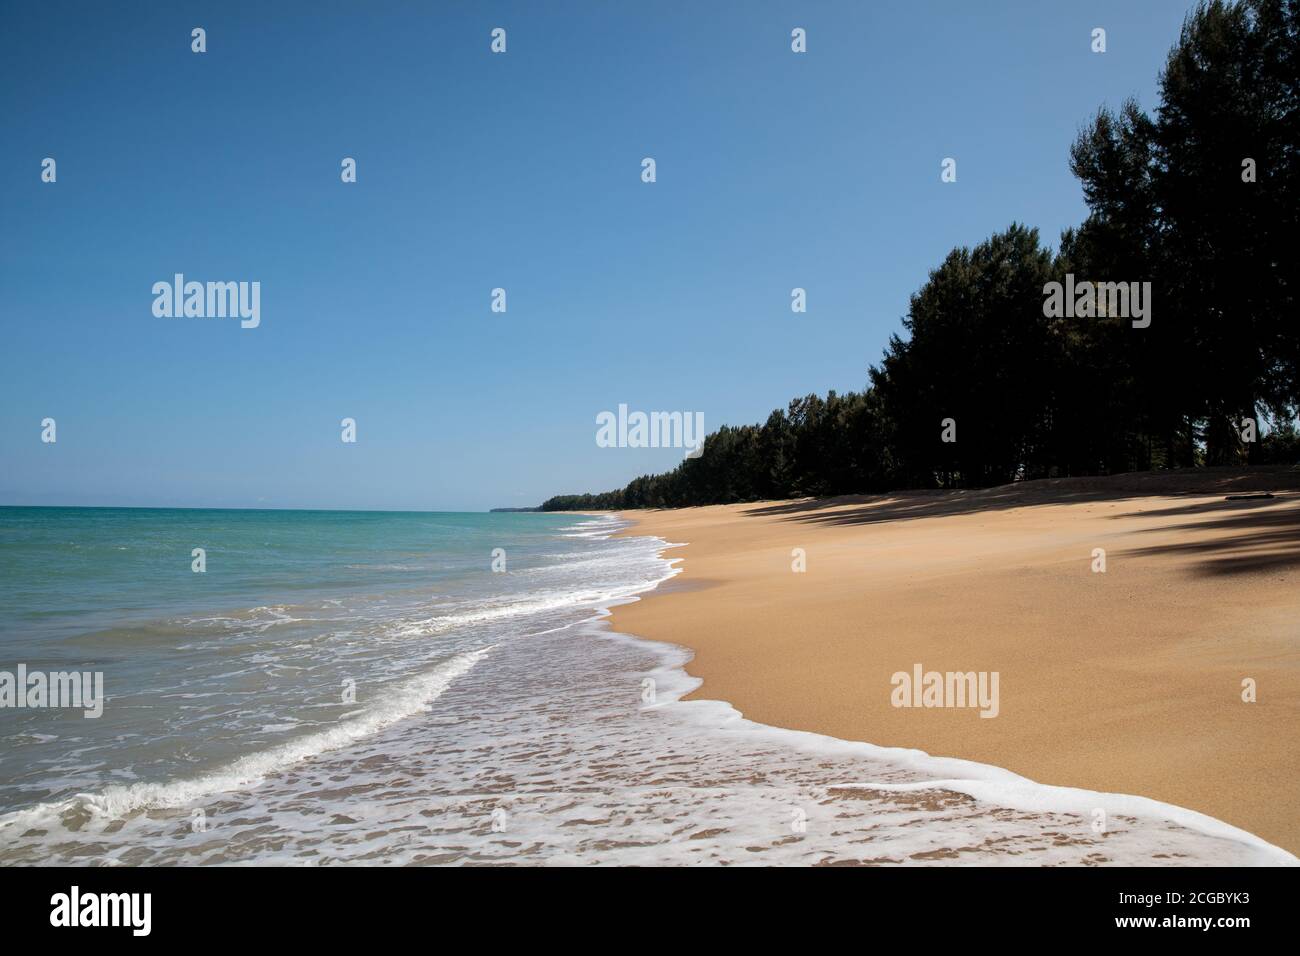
597, 533, 1298, 866
391, 584, 665, 638
846, 779, 1294, 861
2, 514, 1292, 866
624, 645, 1299, 864
0, 646, 492, 832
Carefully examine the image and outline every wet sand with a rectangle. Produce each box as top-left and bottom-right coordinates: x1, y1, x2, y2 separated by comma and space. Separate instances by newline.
608, 470, 1300, 855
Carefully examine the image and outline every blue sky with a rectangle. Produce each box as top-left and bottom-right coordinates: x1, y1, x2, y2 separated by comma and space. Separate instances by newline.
0, 1, 1202, 511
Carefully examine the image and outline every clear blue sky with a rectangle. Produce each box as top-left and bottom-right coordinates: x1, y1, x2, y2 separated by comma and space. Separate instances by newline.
0, 1, 1201, 511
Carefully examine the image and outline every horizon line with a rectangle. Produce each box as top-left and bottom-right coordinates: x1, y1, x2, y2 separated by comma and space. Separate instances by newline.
0, 502, 552, 516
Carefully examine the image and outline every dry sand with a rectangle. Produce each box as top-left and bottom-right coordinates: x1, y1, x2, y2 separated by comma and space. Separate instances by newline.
608, 469, 1300, 855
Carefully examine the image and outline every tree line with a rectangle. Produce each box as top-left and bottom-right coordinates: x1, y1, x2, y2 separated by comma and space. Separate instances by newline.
543, 0, 1299, 512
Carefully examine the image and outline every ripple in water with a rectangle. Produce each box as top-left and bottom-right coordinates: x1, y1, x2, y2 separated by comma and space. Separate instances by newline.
0, 517, 1292, 866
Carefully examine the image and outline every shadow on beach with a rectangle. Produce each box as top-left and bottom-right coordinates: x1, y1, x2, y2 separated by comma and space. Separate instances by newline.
737, 467, 1300, 577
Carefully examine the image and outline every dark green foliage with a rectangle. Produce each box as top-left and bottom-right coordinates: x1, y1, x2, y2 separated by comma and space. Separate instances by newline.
543, 0, 1299, 511
1256, 421, 1300, 464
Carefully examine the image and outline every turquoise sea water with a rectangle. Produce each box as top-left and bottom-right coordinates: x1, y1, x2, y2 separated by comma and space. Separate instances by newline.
0, 507, 661, 819
0, 507, 574, 644
0, 506, 1292, 866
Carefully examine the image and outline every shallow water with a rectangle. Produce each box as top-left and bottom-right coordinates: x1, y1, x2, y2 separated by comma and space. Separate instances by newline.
0, 509, 1291, 866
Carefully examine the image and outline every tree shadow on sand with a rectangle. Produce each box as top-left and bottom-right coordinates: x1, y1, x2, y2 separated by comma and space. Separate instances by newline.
739, 471, 1300, 578
742, 487, 1127, 527
1110, 497, 1300, 577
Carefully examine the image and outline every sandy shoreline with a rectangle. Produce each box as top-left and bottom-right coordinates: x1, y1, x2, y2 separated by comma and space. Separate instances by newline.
606, 471, 1300, 856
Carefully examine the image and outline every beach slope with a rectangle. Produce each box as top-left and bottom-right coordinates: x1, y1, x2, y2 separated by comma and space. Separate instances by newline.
610, 470, 1300, 855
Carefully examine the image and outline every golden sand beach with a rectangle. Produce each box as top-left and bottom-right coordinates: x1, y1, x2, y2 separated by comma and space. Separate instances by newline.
609, 470, 1300, 855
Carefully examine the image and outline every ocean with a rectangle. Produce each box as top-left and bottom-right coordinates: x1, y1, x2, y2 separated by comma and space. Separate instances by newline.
0, 506, 1291, 865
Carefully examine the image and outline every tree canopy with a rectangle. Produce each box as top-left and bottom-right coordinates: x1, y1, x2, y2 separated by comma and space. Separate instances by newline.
544, 0, 1299, 512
